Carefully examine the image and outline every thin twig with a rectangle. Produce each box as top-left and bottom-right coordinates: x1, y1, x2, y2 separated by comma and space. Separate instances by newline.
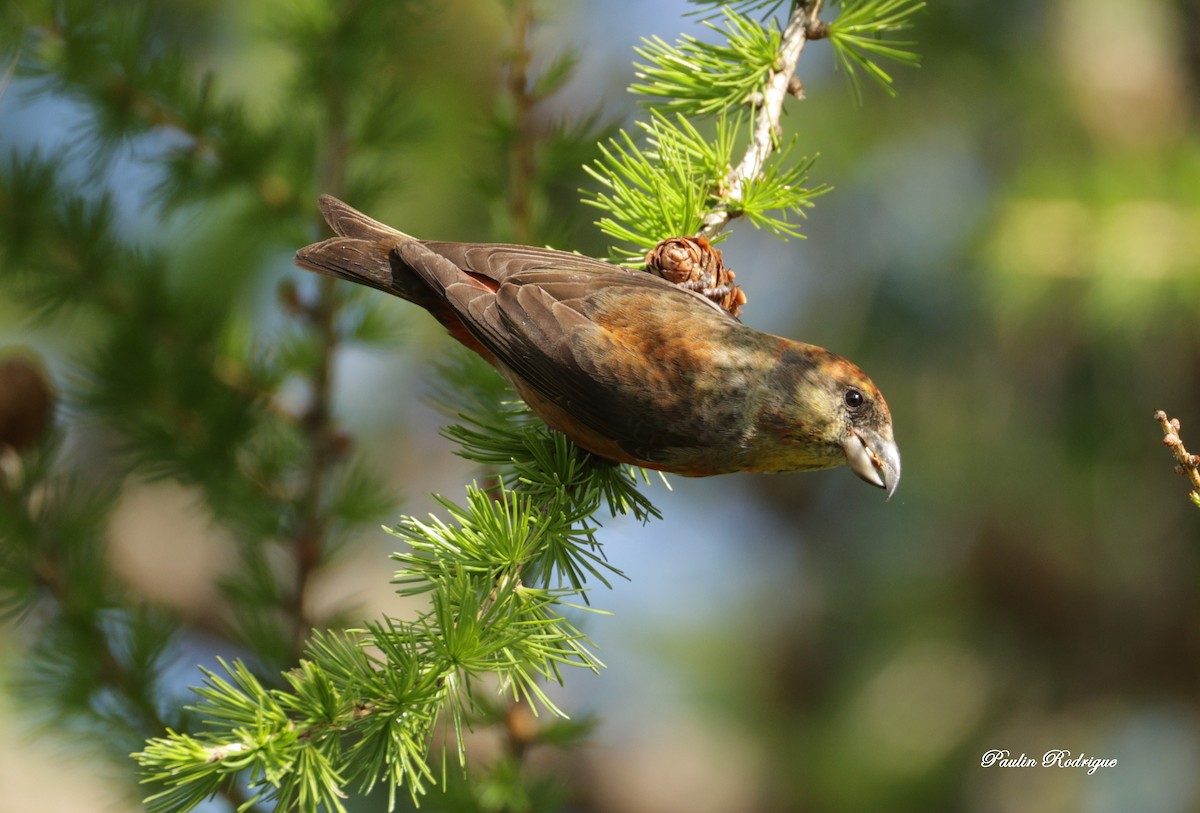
286, 85, 351, 654
698, 0, 818, 239
1154, 410, 1200, 506
289, 273, 338, 649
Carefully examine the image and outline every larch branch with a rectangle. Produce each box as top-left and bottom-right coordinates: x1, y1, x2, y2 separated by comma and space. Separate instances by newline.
698, 1, 818, 239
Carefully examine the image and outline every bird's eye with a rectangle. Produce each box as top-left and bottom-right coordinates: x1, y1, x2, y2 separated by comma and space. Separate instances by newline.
844, 388, 865, 409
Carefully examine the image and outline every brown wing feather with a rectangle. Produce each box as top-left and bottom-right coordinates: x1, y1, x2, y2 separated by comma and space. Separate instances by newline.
297, 197, 747, 464
392, 239, 743, 463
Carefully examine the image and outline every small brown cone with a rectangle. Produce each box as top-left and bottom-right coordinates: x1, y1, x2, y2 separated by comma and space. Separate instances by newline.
505, 700, 539, 756
0, 351, 55, 453
644, 236, 747, 317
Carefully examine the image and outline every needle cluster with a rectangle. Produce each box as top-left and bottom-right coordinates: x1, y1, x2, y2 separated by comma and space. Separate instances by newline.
136, 360, 659, 811
582, 0, 924, 262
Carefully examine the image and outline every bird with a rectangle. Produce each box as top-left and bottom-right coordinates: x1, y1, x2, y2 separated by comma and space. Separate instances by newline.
295, 196, 900, 497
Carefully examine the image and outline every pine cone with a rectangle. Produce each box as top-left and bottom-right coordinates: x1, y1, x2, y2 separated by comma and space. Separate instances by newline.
0, 351, 56, 453
644, 236, 746, 317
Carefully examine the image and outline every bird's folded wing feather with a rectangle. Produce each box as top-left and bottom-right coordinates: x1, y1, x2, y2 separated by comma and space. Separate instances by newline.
393, 240, 734, 462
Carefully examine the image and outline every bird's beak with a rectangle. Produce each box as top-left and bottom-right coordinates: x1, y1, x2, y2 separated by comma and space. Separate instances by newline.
842, 428, 902, 500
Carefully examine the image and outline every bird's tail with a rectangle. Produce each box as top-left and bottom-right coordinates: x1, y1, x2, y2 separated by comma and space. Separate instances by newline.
294, 196, 500, 362
294, 195, 427, 302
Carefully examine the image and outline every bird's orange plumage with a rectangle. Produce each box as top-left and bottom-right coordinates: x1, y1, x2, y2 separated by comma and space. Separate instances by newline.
295, 196, 900, 495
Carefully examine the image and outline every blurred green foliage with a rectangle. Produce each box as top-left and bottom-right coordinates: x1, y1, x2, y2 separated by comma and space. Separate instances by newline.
0, 0, 615, 809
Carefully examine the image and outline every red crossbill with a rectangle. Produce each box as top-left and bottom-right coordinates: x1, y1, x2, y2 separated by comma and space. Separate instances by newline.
295, 196, 900, 497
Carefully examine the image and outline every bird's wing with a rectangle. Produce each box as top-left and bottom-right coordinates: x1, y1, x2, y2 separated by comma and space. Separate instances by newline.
394, 240, 741, 463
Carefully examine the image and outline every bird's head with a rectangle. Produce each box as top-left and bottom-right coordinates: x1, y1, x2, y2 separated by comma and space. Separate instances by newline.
755, 344, 901, 498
